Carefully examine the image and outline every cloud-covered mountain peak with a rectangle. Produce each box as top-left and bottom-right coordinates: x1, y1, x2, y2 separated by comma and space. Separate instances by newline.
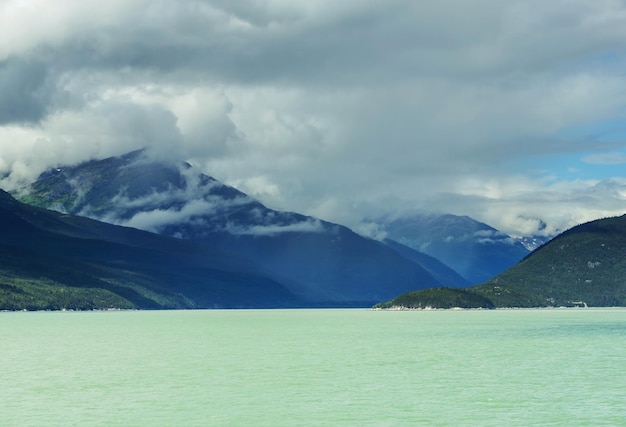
15, 149, 345, 242
16, 148, 277, 234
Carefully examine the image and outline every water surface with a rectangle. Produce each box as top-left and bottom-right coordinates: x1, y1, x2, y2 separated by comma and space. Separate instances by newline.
2, 309, 625, 426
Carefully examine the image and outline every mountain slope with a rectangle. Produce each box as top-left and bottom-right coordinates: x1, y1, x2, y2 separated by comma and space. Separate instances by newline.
0, 190, 301, 310
475, 214, 626, 307
376, 213, 530, 284
382, 238, 470, 287
14, 150, 442, 304
377, 214, 626, 308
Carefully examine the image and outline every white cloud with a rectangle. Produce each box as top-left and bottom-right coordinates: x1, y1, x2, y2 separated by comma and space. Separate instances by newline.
225, 218, 325, 237
435, 175, 626, 237
96, 163, 254, 231
2, 1, 626, 237
120, 199, 217, 232
355, 222, 388, 241
113, 195, 253, 232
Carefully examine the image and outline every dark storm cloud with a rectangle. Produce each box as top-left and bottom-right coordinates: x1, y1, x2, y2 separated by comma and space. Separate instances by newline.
9, 1, 509, 87
0, 56, 64, 124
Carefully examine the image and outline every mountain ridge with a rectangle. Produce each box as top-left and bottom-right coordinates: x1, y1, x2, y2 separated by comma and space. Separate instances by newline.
371, 212, 531, 284
12, 149, 451, 305
0, 189, 303, 310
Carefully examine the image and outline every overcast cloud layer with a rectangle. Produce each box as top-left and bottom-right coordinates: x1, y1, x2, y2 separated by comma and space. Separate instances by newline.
2, 0, 626, 237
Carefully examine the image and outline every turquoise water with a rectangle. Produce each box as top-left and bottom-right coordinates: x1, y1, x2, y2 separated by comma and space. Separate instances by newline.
1, 309, 625, 426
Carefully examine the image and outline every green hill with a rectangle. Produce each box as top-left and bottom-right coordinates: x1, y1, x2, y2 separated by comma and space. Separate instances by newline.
377, 215, 626, 309
374, 287, 494, 309
477, 214, 626, 307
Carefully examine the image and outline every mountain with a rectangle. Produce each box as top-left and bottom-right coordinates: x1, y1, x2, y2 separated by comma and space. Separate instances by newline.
0, 190, 301, 310
13, 149, 442, 304
374, 213, 530, 284
377, 214, 626, 308
381, 239, 470, 287
475, 214, 626, 307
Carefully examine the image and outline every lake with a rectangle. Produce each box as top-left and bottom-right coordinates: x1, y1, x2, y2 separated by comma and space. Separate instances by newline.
1, 308, 625, 426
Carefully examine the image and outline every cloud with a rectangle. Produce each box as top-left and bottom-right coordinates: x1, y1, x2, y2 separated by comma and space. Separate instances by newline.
354, 222, 388, 241
0, 57, 55, 124
0, 97, 186, 188
473, 230, 519, 245
224, 217, 325, 237
96, 162, 254, 231
2, 1, 626, 238
430, 176, 626, 237
119, 199, 224, 233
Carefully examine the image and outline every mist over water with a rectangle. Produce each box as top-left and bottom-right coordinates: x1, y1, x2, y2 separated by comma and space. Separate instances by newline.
2, 309, 625, 426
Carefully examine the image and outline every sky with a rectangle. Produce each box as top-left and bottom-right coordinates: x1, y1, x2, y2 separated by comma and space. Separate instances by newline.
2, 0, 626, 238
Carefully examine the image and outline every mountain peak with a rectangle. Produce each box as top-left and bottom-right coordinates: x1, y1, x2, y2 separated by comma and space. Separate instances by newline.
16, 150, 251, 231
13, 150, 445, 305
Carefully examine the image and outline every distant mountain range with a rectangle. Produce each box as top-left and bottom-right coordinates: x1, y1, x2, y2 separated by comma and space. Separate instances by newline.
34, 149, 532, 288
9, 149, 469, 309
372, 213, 531, 284
10, 148, 598, 311
377, 214, 626, 308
